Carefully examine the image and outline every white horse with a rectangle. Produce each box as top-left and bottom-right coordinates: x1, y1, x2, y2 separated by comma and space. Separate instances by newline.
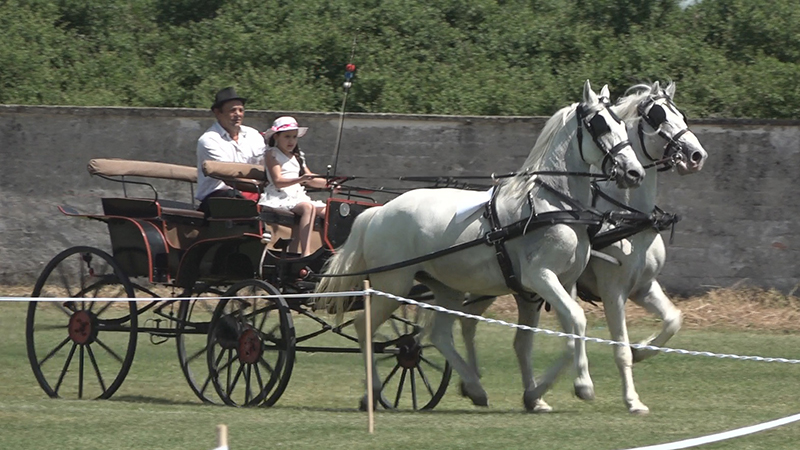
317, 80, 647, 409
460, 81, 708, 413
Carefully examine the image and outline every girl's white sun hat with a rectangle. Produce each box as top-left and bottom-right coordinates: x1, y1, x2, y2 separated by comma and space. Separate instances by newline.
261, 116, 308, 140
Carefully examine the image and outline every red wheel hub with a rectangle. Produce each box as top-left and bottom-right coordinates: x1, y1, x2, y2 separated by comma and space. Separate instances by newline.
237, 328, 263, 364
68, 310, 95, 345
396, 335, 422, 369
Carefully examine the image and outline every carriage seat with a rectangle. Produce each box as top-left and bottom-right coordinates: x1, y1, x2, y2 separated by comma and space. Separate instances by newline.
88, 159, 205, 221
202, 160, 324, 230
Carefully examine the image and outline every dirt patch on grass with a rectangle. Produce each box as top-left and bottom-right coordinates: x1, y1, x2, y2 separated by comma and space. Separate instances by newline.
478, 287, 800, 333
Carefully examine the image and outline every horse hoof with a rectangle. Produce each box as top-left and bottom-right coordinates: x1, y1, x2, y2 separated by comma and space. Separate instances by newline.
459, 381, 470, 398
461, 382, 489, 406
358, 395, 378, 411
471, 394, 489, 407
632, 347, 657, 363
574, 384, 595, 401
527, 384, 549, 405
524, 394, 553, 413
628, 401, 650, 415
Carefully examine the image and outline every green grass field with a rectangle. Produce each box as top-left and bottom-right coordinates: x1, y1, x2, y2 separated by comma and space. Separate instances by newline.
2, 300, 800, 450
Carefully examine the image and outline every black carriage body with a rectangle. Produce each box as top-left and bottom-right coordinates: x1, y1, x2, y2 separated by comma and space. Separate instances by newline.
61, 192, 379, 289
31, 159, 454, 410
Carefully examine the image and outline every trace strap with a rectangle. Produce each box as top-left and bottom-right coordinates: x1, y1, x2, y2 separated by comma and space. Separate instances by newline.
316, 182, 604, 281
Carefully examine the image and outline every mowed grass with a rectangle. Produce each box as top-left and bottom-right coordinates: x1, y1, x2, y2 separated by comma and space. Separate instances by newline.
2, 300, 800, 450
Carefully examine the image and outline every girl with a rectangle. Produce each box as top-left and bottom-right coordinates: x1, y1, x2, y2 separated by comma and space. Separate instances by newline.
260, 116, 327, 256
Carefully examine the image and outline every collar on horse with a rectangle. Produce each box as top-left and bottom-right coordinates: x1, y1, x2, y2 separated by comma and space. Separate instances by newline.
482, 179, 604, 295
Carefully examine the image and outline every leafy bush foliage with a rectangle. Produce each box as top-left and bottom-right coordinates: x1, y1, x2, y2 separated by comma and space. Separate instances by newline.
1, 0, 797, 118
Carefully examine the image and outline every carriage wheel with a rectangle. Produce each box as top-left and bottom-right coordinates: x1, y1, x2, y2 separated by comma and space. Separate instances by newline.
176, 286, 225, 404
207, 280, 295, 407
374, 284, 452, 410
26, 246, 138, 400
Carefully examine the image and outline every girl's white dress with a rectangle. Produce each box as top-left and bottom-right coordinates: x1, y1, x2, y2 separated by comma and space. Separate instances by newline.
259, 147, 325, 210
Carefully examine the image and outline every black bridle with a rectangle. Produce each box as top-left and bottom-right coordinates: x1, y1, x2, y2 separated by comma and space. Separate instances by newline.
575, 102, 633, 181
636, 93, 691, 171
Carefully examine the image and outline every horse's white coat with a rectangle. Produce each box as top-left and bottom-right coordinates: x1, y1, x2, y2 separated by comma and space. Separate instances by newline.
461, 81, 708, 413
316, 80, 646, 409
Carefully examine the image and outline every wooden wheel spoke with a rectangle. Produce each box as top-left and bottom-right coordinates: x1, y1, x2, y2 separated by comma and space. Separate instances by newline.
185, 345, 207, 364
257, 355, 276, 376
225, 349, 235, 394
56, 264, 74, 298
227, 363, 245, 397
54, 303, 74, 317
253, 363, 266, 395
410, 370, 418, 410
376, 354, 395, 363
244, 365, 253, 404
416, 365, 436, 397
54, 342, 78, 395
382, 363, 400, 386
257, 325, 281, 346
215, 350, 235, 377
94, 301, 115, 316
419, 354, 445, 372
86, 344, 107, 393
38, 337, 71, 367
94, 337, 124, 364
78, 346, 85, 398
200, 372, 214, 396
393, 369, 409, 408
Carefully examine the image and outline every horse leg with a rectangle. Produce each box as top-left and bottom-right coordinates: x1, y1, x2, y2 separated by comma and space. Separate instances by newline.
630, 280, 682, 363
603, 291, 649, 414
525, 272, 593, 404
513, 295, 553, 413
426, 282, 488, 406
460, 295, 493, 397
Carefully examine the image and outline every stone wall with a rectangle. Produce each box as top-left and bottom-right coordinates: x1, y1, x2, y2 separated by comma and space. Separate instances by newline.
1, 105, 798, 295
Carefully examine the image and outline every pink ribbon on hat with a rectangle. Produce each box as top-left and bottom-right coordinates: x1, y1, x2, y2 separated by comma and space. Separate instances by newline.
272, 122, 298, 131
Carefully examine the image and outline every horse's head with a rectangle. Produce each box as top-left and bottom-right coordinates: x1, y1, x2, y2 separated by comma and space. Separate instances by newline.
634, 81, 707, 175
577, 80, 645, 188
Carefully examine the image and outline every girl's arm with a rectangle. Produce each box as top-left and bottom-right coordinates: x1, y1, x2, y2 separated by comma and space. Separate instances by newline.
265, 151, 314, 189
299, 165, 328, 189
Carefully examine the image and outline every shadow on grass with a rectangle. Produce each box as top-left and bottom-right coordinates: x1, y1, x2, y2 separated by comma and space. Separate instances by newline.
271, 404, 578, 415
110, 395, 204, 407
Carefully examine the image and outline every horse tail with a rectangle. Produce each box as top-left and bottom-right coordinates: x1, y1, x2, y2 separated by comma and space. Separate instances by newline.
315, 207, 377, 321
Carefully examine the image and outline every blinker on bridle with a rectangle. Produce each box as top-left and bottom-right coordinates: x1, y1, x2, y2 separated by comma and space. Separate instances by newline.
637, 93, 691, 170
576, 101, 631, 180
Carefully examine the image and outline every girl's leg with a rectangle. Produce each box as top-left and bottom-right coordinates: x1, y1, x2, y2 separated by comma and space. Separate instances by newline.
291, 202, 315, 256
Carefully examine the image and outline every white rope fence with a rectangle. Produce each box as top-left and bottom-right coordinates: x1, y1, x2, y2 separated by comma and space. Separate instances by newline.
4, 288, 800, 364
5, 287, 800, 448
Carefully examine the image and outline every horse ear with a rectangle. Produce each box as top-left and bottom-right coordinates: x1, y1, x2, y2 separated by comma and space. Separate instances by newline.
583, 79, 598, 104
600, 84, 610, 101
652, 81, 661, 94
665, 82, 676, 98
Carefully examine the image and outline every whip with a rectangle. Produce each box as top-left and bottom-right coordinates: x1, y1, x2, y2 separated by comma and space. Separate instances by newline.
330, 33, 358, 178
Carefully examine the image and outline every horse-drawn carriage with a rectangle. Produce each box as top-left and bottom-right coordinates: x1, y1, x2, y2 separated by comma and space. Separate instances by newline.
26, 80, 707, 414
26, 157, 452, 409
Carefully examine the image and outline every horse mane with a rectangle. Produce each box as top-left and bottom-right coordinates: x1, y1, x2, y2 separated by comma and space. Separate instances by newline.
504, 99, 605, 200
613, 81, 676, 122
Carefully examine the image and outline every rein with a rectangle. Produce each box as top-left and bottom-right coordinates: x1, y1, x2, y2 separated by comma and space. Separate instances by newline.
589, 181, 681, 248
636, 94, 691, 172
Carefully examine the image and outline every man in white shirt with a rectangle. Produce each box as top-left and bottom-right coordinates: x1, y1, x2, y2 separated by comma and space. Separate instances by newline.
196, 86, 265, 213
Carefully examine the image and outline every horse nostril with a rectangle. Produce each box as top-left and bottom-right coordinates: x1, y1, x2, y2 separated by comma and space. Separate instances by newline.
627, 169, 643, 181
691, 151, 704, 163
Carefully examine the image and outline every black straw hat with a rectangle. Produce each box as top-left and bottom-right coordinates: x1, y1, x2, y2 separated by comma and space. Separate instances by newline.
211, 87, 247, 111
